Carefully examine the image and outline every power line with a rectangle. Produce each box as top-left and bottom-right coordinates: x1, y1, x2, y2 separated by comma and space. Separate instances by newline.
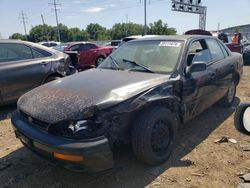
49, 0, 61, 42
19, 10, 28, 40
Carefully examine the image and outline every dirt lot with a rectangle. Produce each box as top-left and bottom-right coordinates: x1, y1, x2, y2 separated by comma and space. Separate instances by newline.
1, 66, 250, 188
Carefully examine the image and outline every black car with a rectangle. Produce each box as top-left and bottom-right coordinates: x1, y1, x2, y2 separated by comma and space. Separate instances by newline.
243, 45, 250, 64
0, 40, 75, 106
12, 35, 243, 172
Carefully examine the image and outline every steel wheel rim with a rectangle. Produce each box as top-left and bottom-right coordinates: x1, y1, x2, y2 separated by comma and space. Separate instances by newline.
151, 120, 171, 156
97, 57, 104, 66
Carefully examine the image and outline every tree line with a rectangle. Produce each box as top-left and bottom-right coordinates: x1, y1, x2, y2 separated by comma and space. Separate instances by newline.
10, 19, 177, 42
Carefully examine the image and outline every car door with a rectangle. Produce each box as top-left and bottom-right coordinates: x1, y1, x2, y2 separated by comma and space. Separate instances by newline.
205, 38, 234, 101
0, 43, 51, 104
182, 39, 218, 120
78, 43, 98, 67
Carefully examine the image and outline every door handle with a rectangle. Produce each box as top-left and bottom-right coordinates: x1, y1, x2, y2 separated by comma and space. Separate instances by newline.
230, 64, 234, 70
40, 61, 49, 65
209, 73, 216, 79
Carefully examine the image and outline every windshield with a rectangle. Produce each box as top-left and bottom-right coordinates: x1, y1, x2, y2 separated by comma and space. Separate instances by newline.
98, 40, 183, 74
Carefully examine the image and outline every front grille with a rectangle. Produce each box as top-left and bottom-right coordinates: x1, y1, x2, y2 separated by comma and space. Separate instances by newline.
19, 110, 50, 131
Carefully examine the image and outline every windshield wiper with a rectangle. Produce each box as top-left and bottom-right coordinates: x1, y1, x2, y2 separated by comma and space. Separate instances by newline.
122, 59, 155, 73
109, 56, 120, 70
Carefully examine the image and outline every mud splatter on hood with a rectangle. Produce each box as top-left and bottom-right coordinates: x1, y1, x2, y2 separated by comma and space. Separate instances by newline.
18, 69, 170, 123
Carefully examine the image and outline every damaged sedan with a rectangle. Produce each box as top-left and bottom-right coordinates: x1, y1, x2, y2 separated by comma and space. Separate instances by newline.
12, 35, 243, 172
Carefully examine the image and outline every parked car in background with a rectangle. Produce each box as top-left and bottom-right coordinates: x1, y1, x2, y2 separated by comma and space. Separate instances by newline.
243, 45, 250, 64
12, 35, 243, 172
105, 40, 121, 47
39, 41, 61, 48
0, 40, 75, 106
63, 42, 114, 69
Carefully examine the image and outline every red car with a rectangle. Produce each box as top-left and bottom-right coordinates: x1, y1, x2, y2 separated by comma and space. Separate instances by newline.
63, 42, 114, 69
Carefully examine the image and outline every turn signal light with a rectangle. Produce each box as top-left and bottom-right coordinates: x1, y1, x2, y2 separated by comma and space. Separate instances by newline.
53, 152, 84, 162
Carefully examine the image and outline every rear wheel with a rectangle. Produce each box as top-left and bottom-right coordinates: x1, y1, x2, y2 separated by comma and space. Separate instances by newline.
95, 56, 105, 67
131, 106, 178, 165
219, 80, 236, 107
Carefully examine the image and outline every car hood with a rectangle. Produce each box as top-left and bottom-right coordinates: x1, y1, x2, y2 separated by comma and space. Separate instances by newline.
18, 69, 170, 123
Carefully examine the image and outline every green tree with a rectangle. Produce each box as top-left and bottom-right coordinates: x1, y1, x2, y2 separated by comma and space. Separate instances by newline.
148, 19, 177, 35
10, 33, 26, 40
86, 23, 108, 40
68, 28, 89, 41
57, 24, 70, 42
111, 23, 144, 40
29, 24, 57, 42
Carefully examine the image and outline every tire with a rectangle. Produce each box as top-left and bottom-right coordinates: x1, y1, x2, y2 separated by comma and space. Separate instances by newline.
234, 103, 250, 135
44, 76, 60, 83
131, 106, 178, 165
219, 80, 236, 107
95, 56, 105, 67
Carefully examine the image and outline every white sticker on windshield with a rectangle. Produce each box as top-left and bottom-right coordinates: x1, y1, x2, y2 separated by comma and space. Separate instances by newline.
159, 41, 181, 47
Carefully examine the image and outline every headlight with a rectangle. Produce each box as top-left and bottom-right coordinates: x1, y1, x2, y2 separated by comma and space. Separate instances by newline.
68, 120, 88, 134
48, 119, 105, 140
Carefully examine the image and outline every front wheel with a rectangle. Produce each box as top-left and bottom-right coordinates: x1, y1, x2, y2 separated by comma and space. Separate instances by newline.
219, 81, 236, 107
131, 106, 178, 165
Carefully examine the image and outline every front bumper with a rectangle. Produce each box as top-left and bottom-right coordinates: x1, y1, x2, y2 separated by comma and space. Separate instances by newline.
11, 112, 114, 173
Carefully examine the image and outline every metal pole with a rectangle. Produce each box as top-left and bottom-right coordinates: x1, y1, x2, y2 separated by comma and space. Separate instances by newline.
53, 0, 61, 42
144, 0, 147, 35
41, 14, 49, 41
21, 11, 28, 40
125, 14, 128, 36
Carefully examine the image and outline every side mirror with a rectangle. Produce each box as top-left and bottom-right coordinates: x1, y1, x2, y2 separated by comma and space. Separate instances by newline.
185, 61, 207, 75
234, 103, 250, 134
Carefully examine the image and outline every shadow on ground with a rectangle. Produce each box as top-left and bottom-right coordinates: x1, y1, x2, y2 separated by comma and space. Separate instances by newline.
0, 104, 16, 121
0, 98, 240, 188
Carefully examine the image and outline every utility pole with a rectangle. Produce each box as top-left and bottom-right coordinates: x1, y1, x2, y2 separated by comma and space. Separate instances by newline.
144, 0, 147, 35
140, 0, 149, 35
217, 22, 221, 32
41, 14, 49, 41
19, 10, 28, 40
125, 14, 129, 36
49, 0, 61, 42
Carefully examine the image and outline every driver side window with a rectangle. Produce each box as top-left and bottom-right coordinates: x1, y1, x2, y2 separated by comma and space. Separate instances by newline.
187, 40, 212, 66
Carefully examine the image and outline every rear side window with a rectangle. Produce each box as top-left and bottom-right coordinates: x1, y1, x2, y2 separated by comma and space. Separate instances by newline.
79, 43, 97, 51
32, 47, 52, 58
0, 47, 9, 62
206, 39, 225, 62
0, 43, 33, 63
217, 41, 229, 57
32, 49, 45, 58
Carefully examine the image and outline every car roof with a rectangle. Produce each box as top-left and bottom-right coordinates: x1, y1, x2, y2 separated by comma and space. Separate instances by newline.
127, 35, 216, 42
66, 41, 96, 45
0, 39, 61, 54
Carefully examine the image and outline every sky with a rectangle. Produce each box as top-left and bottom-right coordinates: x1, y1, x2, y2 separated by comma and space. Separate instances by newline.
0, 0, 250, 38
